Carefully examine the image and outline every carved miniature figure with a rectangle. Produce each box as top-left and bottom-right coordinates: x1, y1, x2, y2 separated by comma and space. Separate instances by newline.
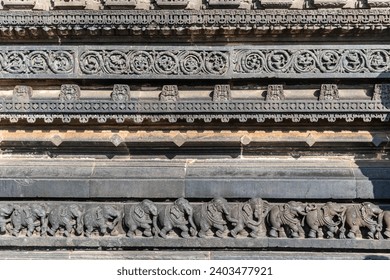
193, 197, 236, 238
267, 201, 310, 238
304, 202, 346, 239
344, 202, 383, 239
124, 199, 158, 238
47, 204, 83, 237
157, 197, 197, 238
0, 204, 14, 234
11, 204, 47, 237
82, 205, 121, 237
229, 198, 270, 238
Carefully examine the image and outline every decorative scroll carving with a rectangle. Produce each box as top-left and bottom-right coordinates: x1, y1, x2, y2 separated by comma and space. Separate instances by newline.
160, 85, 179, 102
372, 84, 390, 101
266, 85, 285, 101
111, 84, 130, 101
319, 84, 339, 101
124, 200, 158, 238
59, 84, 80, 101
0, 46, 389, 79
0, 200, 387, 240
213, 85, 231, 101
13, 86, 32, 102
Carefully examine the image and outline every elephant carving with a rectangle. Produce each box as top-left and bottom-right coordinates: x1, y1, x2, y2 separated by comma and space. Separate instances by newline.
229, 198, 270, 238
82, 205, 121, 237
193, 197, 236, 238
380, 210, 390, 238
0, 204, 14, 234
124, 199, 158, 238
304, 202, 346, 239
345, 202, 383, 239
11, 204, 47, 237
157, 197, 197, 238
47, 204, 83, 237
267, 201, 310, 238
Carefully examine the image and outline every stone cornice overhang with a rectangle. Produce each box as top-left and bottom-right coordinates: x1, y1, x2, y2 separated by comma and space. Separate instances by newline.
0, 9, 389, 40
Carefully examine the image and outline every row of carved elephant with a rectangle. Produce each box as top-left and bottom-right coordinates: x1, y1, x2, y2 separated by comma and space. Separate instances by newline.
0, 198, 389, 239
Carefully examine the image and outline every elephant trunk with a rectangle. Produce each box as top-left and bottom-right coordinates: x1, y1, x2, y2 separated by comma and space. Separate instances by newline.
152, 215, 159, 237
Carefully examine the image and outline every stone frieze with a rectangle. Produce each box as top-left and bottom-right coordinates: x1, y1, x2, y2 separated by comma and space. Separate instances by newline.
0, 9, 389, 38
0, 199, 388, 243
0, 45, 389, 79
1, 83, 390, 123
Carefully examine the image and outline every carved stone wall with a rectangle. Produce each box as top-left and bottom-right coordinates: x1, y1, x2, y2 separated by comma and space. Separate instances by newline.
0, 1, 390, 259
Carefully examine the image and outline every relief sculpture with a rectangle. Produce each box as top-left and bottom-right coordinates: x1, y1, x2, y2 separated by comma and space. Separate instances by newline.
0, 199, 387, 241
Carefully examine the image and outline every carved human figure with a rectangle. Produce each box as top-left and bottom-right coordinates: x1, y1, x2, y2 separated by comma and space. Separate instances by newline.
124, 200, 158, 238
157, 197, 197, 238
193, 197, 236, 238
11, 204, 47, 237
82, 205, 121, 237
47, 204, 83, 237
344, 202, 383, 239
267, 201, 310, 238
304, 202, 346, 239
0, 204, 14, 234
229, 198, 270, 238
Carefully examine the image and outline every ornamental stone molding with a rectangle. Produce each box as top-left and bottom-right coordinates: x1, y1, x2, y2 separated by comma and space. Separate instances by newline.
0, 45, 389, 79
0, 199, 388, 243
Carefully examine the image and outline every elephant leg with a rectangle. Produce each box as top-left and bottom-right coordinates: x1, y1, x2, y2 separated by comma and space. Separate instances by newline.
289, 224, 302, 238
126, 224, 138, 238
308, 224, 319, 238
198, 221, 210, 238
385, 227, 390, 238
159, 224, 171, 239
0, 220, 7, 234
48, 223, 59, 236
326, 226, 337, 239
12, 222, 21, 237
85, 225, 93, 237
141, 224, 152, 237
214, 224, 227, 238
27, 223, 35, 237
230, 223, 244, 238
367, 225, 376, 239
347, 225, 359, 239
100, 224, 107, 236
64, 223, 73, 237
178, 225, 190, 238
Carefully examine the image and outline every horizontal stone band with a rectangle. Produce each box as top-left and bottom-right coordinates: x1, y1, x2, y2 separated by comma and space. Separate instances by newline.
0, 45, 389, 79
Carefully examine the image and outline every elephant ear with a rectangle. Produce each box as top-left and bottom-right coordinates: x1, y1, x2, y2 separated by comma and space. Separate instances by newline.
242, 204, 252, 217
95, 208, 103, 220
134, 206, 145, 219
170, 205, 182, 220
360, 205, 368, 221
322, 205, 330, 217
23, 208, 32, 218
208, 203, 217, 214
